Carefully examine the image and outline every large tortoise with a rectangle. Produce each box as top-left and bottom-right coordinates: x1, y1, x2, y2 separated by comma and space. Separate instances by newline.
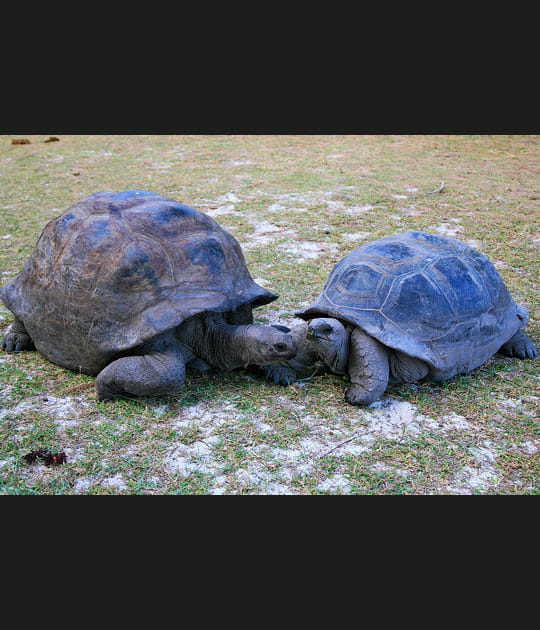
263, 231, 537, 405
0, 189, 296, 400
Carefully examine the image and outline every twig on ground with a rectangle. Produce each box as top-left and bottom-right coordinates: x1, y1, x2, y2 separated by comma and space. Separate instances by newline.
62, 381, 95, 393
318, 429, 377, 458
428, 181, 446, 194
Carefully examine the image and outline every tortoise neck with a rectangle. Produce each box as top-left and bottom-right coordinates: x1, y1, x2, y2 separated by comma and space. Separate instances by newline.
181, 313, 252, 371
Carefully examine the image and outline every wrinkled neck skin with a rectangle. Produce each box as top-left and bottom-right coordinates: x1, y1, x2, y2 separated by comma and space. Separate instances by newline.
174, 312, 268, 371
315, 322, 350, 375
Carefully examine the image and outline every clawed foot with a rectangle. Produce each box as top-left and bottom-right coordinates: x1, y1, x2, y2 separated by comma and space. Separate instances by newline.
505, 341, 537, 359
95, 371, 125, 401
345, 384, 378, 406
499, 332, 537, 360
1, 324, 35, 352
261, 365, 297, 386
95, 381, 122, 401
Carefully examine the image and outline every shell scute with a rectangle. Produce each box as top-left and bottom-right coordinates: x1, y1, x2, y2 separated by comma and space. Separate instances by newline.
363, 240, 417, 262
381, 271, 457, 339
427, 256, 492, 318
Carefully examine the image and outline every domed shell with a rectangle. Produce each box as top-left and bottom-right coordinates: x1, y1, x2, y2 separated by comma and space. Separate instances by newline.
1, 190, 277, 374
296, 232, 525, 380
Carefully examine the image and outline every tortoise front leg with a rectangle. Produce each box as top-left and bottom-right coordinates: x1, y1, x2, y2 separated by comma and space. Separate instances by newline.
261, 364, 298, 385
345, 328, 389, 406
95, 333, 187, 401
498, 330, 537, 360
1, 318, 35, 352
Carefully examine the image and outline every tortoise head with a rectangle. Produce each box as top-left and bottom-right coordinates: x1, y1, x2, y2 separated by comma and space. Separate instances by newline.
243, 324, 297, 366
306, 318, 350, 374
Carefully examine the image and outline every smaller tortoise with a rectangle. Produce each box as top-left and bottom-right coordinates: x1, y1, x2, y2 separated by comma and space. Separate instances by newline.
1, 190, 296, 400
263, 231, 537, 405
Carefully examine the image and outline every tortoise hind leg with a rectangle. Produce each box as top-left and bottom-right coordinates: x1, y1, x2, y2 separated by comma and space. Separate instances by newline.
388, 350, 429, 384
498, 330, 537, 360
95, 333, 187, 401
1, 318, 35, 352
345, 328, 390, 406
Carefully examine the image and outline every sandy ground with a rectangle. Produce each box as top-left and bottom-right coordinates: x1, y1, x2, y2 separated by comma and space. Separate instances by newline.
2, 383, 537, 494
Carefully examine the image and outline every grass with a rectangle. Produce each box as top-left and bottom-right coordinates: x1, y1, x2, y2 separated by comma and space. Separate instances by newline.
0, 134, 538, 494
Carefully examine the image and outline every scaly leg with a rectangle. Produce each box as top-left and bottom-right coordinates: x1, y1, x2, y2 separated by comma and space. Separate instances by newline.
345, 328, 389, 406
95, 332, 187, 400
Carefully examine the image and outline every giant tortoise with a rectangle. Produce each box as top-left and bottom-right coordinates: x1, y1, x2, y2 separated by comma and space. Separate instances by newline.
1, 189, 296, 400
263, 231, 537, 405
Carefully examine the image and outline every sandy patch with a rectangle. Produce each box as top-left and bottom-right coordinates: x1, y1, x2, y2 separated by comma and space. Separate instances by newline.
498, 396, 523, 409
250, 220, 281, 235
433, 221, 462, 237
445, 445, 500, 494
73, 473, 128, 493
241, 219, 297, 249
216, 193, 242, 204
343, 231, 371, 242
267, 201, 308, 214
0, 395, 90, 426
0, 400, 36, 421
279, 240, 338, 262
345, 204, 377, 216
206, 204, 243, 218
515, 441, 538, 455
252, 277, 270, 287
263, 189, 375, 218
228, 160, 252, 166
167, 439, 221, 476
364, 399, 473, 441
165, 402, 236, 479
316, 474, 351, 493
158, 392, 507, 494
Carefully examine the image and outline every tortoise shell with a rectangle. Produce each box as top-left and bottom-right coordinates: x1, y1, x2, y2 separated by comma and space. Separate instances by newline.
296, 231, 526, 380
0, 190, 277, 374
